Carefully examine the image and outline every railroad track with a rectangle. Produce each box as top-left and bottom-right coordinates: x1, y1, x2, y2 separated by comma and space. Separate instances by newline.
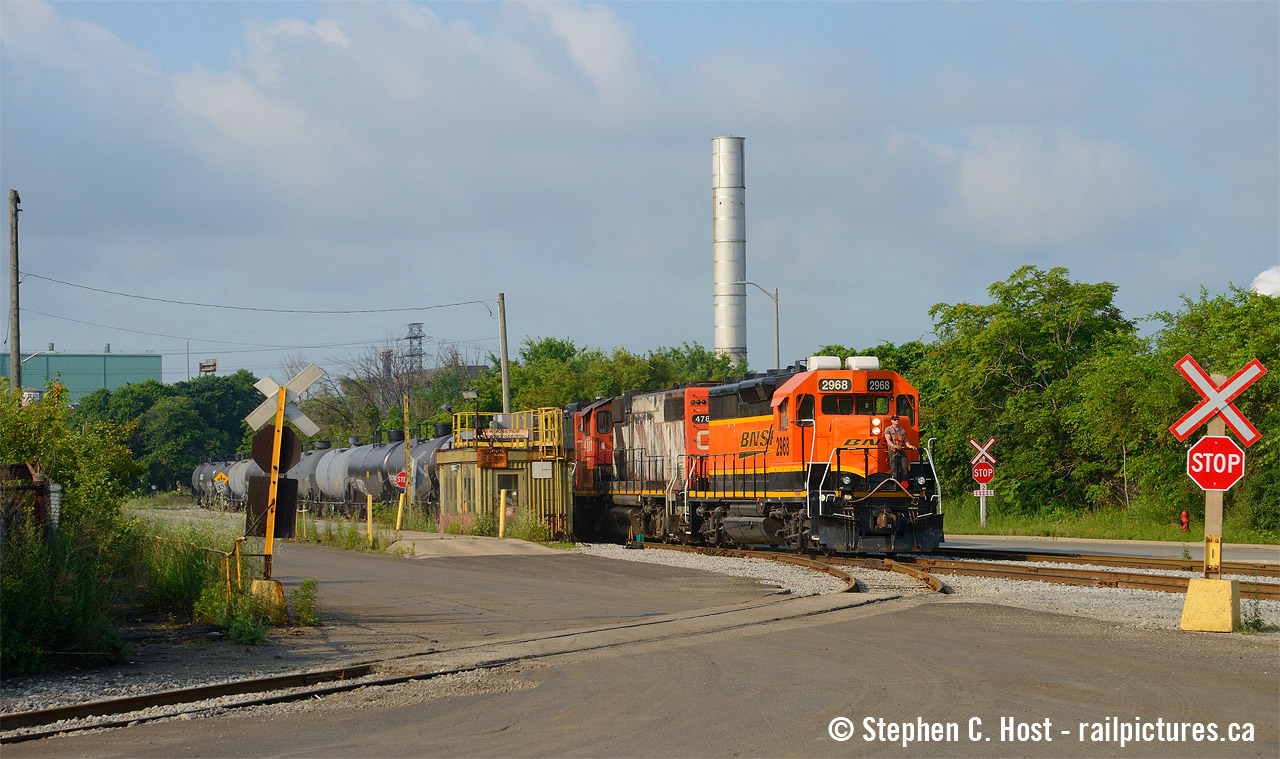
933, 546, 1280, 578
638, 542, 1279, 601
634, 542, 946, 593
892, 556, 1280, 601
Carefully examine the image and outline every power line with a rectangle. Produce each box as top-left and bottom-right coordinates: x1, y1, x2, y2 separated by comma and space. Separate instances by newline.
21, 271, 495, 316
21, 308, 501, 356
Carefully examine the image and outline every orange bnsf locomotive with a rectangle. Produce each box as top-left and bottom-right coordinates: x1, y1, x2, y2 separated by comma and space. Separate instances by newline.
571, 355, 943, 554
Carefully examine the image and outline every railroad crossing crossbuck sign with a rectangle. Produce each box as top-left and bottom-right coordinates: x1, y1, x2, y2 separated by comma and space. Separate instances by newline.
1169, 355, 1266, 447
247, 364, 323, 437
243, 364, 324, 579
969, 437, 996, 465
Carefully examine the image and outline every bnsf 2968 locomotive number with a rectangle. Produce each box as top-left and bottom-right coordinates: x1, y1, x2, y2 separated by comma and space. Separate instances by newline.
818, 378, 852, 392
867, 378, 893, 393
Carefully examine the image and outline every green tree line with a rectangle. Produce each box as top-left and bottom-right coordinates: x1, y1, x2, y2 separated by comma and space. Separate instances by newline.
74, 370, 262, 491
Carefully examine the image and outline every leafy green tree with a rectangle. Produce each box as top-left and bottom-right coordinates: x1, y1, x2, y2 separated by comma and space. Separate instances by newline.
648, 342, 743, 383
135, 396, 211, 490
104, 379, 174, 425
921, 266, 1134, 512
172, 370, 260, 456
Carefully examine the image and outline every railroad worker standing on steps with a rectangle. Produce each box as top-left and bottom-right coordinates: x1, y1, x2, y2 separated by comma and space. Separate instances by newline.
884, 415, 915, 485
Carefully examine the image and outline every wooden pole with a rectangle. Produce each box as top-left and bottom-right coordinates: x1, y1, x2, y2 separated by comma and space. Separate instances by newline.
9, 189, 20, 393
263, 392, 287, 579
1203, 382, 1227, 580
499, 292, 511, 413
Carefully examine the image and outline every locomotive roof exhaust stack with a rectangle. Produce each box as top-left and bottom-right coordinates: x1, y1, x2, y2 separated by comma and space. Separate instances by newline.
712, 136, 747, 363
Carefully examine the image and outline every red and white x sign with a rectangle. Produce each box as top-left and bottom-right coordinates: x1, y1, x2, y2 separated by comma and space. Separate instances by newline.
1169, 355, 1267, 447
969, 437, 997, 465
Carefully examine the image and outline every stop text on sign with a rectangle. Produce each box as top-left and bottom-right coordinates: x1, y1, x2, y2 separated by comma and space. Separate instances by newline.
1186, 436, 1246, 492
972, 463, 994, 485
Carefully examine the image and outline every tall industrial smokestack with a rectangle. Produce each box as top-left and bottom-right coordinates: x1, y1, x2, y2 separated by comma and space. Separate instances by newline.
712, 136, 747, 362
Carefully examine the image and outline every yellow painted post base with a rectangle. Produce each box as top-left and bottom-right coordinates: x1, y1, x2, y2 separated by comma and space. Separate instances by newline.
250, 579, 289, 626
1180, 578, 1240, 632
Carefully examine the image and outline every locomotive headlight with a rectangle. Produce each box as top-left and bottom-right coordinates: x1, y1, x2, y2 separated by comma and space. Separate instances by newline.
916, 476, 926, 485
838, 473, 853, 488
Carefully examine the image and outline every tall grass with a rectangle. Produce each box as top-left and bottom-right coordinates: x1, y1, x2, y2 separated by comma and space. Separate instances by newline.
1, 514, 130, 675
941, 494, 1278, 544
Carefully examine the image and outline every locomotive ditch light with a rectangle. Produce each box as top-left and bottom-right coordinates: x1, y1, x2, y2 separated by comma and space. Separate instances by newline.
916, 476, 926, 485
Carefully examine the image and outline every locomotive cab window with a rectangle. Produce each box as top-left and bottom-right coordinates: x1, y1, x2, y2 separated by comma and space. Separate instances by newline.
896, 395, 916, 425
856, 395, 891, 415
595, 410, 612, 434
821, 394, 855, 415
778, 398, 789, 430
797, 394, 815, 425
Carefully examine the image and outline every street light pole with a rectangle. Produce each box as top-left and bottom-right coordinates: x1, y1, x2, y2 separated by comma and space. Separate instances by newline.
734, 280, 779, 370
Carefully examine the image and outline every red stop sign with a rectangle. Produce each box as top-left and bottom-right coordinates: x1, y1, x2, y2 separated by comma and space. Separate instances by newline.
972, 462, 994, 484
395, 471, 408, 489
1186, 436, 1245, 491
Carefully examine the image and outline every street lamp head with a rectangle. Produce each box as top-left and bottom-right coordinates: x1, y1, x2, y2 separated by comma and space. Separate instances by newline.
461, 389, 479, 401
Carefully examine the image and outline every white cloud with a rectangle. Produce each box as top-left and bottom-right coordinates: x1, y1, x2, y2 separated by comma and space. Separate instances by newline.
1252, 266, 1280, 296
945, 127, 1180, 252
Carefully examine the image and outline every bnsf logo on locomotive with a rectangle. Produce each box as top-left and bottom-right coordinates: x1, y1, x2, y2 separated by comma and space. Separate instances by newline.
818, 378, 852, 392
740, 429, 774, 451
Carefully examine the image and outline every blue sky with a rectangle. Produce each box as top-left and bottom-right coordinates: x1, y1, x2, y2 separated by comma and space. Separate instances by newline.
3, 1, 1277, 383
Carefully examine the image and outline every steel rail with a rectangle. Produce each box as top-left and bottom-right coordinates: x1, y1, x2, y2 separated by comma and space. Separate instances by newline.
892, 556, 1280, 600
933, 547, 1279, 578
632, 542, 861, 593
0, 661, 512, 745
0, 664, 375, 733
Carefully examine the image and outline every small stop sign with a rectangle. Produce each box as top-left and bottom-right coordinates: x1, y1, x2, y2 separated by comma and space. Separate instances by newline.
395, 471, 408, 489
972, 462, 994, 485
1186, 436, 1245, 491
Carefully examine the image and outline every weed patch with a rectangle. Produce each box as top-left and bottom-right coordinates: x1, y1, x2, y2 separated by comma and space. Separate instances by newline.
292, 578, 322, 626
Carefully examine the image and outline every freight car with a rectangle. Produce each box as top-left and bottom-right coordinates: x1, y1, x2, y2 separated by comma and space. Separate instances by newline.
573, 355, 943, 554
192, 426, 452, 516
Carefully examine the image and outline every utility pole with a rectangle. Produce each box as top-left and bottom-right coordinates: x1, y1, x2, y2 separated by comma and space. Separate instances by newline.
498, 292, 511, 413
9, 190, 20, 393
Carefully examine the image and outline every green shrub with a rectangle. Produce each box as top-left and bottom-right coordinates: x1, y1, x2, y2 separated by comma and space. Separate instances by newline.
194, 584, 270, 644
507, 512, 550, 543
471, 509, 497, 537
292, 578, 322, 626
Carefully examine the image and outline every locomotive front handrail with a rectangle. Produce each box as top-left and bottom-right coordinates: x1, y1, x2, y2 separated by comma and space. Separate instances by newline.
815, 445, 879, 508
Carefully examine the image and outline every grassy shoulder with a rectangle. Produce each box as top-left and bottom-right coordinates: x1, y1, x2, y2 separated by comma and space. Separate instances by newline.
942, 496, 1279, 545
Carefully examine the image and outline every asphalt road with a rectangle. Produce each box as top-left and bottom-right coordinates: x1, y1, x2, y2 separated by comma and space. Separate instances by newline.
8, 538, 1277, 758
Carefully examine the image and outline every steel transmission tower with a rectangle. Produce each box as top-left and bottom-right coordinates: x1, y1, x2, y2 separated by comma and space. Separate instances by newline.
405, 323, 425, 373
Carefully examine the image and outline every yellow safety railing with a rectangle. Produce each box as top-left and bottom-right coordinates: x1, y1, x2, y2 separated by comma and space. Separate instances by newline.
452, 407, 564, 457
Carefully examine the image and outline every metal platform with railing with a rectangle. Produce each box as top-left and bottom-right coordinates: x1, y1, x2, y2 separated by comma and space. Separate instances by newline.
451, 408, 565, 458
